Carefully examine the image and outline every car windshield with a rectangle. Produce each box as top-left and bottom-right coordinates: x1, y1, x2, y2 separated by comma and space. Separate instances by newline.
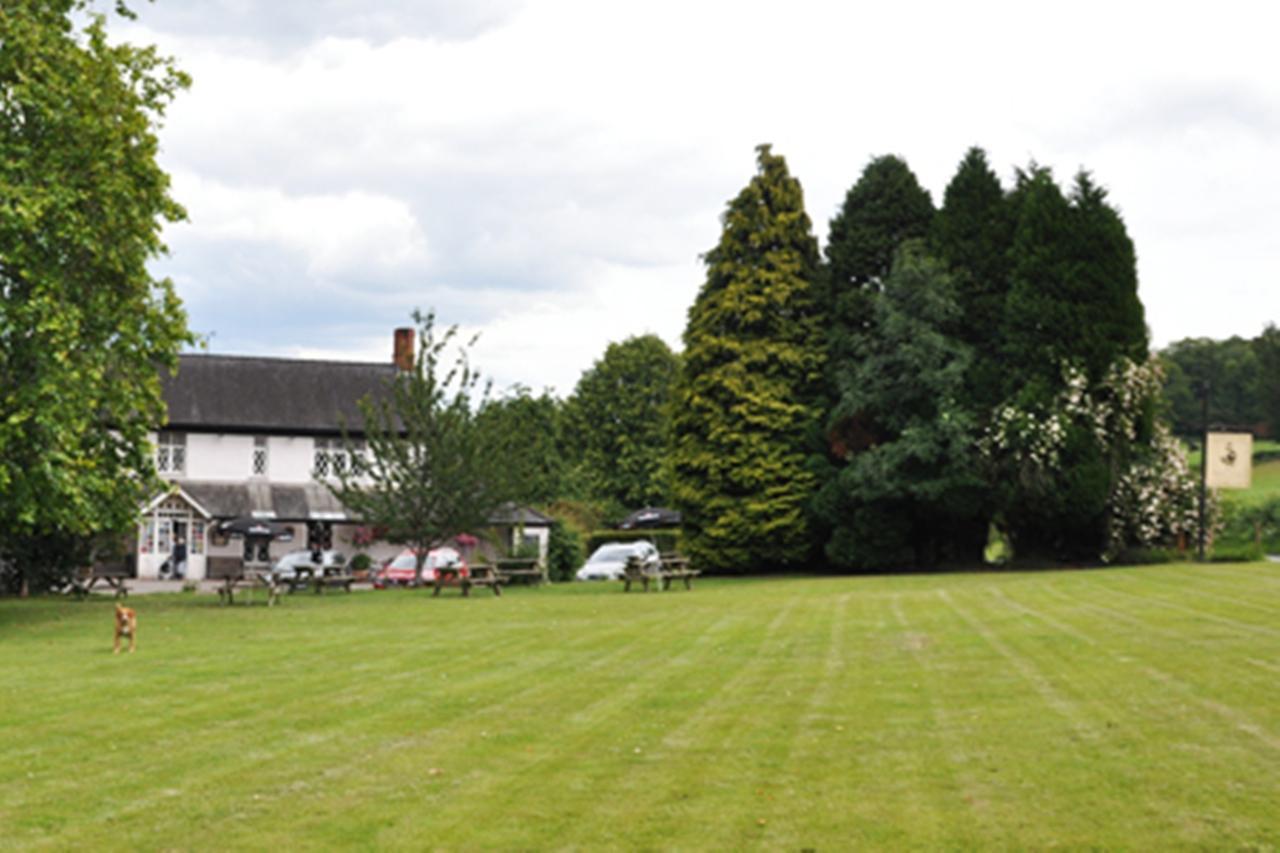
389, 553, 417, 570
590, 545, 638, 563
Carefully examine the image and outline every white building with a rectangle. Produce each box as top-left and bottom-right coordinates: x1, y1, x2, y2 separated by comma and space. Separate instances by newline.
135, 334, 410, 579
134, 330, 552, 579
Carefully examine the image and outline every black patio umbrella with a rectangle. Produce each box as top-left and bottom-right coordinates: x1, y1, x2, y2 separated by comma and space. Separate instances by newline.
217, 517, 294, 541
617, 507, 682, 530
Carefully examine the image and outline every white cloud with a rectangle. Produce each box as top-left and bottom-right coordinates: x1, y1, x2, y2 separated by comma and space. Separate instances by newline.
125, 0, 1280, 391
168, 172, 430, 280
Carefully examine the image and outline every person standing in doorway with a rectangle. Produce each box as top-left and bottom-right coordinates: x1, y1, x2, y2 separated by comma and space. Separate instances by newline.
172, 536, 188, 581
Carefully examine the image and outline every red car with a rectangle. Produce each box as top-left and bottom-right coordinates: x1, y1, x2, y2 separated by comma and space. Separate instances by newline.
373, 547, 468, 588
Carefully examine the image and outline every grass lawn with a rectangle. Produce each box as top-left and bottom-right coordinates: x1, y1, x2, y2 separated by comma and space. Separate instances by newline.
4, 565, 1280, 849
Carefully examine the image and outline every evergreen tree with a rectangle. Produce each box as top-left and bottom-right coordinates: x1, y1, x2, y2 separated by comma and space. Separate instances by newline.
822, 155, 936, 444
1003, 167, 1148, 398
826, 155, 936, 291
997, 166, 1151, 558
814, 244, 983, 569
669, 145, 824, 573
930, 147, 1012, 410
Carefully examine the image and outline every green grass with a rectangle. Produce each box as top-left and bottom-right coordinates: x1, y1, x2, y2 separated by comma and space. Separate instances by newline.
4, 567, 1280, 849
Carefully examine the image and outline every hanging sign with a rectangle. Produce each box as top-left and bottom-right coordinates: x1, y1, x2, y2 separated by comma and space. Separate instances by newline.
1205, 432, 1253, 489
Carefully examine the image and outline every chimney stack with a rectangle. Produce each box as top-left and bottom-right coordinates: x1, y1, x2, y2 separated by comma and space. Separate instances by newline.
393, 327, 414, 372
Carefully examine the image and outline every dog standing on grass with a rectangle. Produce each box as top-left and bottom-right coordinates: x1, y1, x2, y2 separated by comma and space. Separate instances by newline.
113, 603, 137, 654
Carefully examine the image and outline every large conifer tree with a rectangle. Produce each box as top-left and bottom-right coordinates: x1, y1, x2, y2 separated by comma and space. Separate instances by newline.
930, 147, 1012, 411
669, 145, 824, 573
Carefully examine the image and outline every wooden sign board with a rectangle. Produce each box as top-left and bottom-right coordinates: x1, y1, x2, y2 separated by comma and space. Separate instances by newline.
1205, 432, 1253, 489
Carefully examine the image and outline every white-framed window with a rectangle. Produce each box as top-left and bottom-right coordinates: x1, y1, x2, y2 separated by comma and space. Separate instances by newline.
313, 438, 365, 479
156, 432, 186, 475
252, 436, 268, 477
313, 438, 334, 478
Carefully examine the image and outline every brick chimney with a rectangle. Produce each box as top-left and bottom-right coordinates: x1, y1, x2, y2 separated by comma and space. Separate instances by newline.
393, 327, 414, 372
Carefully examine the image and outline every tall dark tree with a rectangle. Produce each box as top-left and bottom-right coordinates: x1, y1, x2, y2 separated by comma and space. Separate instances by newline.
822, 155, 936, 437
560, 334, 679, 517
814, 244, 983, 570
930, 147, 1013, 410
1003, 167, 1148, 399
670, 145, 825, 573
477, 386, 566, 507
826, 155, 936, 292
998, 166, 1151, 558
1160, 336, 1263, 434
0, 0, 193, 594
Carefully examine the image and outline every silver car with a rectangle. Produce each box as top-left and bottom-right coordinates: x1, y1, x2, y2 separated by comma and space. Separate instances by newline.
575, 541, 660, 581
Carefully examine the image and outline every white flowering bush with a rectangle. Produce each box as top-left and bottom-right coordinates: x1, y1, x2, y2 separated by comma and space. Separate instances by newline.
984, 356, 1212, 560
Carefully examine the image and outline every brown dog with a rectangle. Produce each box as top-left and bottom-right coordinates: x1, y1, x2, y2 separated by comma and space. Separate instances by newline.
114, 603, 137, 654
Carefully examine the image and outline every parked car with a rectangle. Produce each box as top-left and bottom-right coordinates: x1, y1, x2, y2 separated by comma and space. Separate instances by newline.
575, 541, 659, 581
271, 549, 347, 583
373, 547, 468, 588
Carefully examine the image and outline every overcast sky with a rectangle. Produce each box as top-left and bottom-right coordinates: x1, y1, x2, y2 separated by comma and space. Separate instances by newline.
118, 0, 1280, 396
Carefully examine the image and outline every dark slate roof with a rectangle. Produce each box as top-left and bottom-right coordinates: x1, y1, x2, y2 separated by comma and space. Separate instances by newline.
163, 354, 397, 436
488, 503, 553, 527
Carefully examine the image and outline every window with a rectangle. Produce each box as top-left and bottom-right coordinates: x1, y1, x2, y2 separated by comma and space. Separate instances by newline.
313, 438, 364, 478
156, 432, 186, 475
252, 436, 268, 477
313, 438, 334, 477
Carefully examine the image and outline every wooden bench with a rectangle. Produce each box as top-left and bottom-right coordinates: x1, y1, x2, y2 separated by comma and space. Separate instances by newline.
62, 567, 132, 599
432, 563, 503, 597
621, 554, 700, 592
495, 557, 543, 586
217, 569, 282, 606
309, 570, 355, 594
658, 554, 700, 590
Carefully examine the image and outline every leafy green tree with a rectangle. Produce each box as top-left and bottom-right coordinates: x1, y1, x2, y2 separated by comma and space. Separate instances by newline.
669, 145, 825, 573
1159, 336, 1263, 435
1255, 324, 1280, 437
0, 1, 192, 594
929, 147, 1013, 410
477, 386, 566, 506
561, 334, 678, 518
814, 244, 983, 569
331, 311, 514, 584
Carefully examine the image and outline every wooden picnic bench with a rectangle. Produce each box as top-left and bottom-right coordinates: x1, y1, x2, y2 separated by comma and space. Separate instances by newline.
621, 554, 700, 592
495, 557, 543, 586
216, 568, 282, 606
433, 563, 503, 597
658, 553, 700, 590
61, 566, 132, 599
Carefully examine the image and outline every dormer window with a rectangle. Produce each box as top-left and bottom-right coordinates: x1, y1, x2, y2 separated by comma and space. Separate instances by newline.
156, 432, 186, 475
252, 436, 268, 477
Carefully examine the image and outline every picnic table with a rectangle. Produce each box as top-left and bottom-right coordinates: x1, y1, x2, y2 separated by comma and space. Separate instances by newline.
621, 553, 700, 592
60, 566, 131, 599
433, 563, 502, 597
288, 566, 356, 594
217, 568, 282, 606
495, 557, 543, 586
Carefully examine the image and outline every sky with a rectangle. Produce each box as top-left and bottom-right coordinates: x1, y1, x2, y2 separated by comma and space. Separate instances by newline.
116, 0, 1280, 397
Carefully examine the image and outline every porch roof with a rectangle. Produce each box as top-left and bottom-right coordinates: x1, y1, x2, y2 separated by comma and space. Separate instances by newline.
166, 481, 352, 522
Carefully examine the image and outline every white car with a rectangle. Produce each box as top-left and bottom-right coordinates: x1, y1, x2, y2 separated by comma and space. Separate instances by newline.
271, 549, 346, 582
575, 541, 660, 581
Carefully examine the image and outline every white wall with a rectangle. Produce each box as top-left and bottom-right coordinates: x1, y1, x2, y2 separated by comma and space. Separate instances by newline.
153, 431, 321, 484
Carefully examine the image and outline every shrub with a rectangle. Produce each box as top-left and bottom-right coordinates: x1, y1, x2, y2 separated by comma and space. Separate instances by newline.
545, 520, 583, 583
